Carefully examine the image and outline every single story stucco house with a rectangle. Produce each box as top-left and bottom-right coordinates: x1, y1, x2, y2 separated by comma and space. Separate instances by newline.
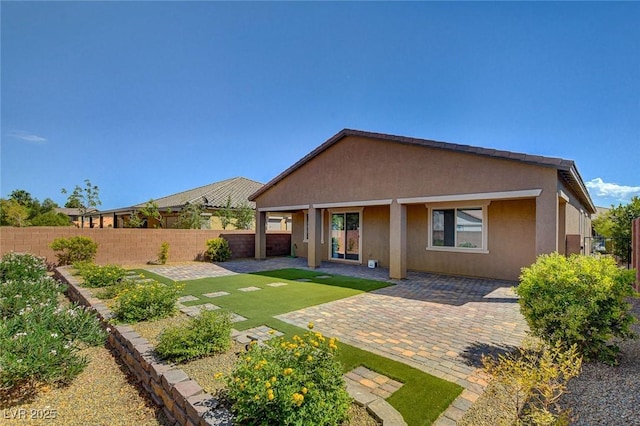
249, 129, 596, 281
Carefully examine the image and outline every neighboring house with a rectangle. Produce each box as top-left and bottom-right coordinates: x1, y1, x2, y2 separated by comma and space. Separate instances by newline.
97, 177, 267, 230
55, 207, 114, 228
250, 129, 596, 281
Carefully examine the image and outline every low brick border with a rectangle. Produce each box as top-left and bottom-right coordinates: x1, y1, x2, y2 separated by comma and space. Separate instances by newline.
55, 266, 230, 426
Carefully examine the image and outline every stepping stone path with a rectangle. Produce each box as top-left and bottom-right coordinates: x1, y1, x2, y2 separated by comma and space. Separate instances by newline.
233, 326, 283, 346
295, 278, 311, 282
238, 286, 261, 292
203, 291, 230, 298
180, 303, 220, 317
178, 295, 199, 303
266, 282, 288, 287
344, 366, 407, 425
316, 275, 332, 279
344, 366, 403, 399
229, 313, 247, 323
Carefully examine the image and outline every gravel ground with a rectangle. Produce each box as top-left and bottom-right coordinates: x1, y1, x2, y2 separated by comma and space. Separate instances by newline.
459, 297, 640, 426
0, 345, 169, 426
559, 296, 640, 425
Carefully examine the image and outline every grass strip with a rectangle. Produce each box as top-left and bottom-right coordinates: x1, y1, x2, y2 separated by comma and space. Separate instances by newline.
133, 267, 462, 425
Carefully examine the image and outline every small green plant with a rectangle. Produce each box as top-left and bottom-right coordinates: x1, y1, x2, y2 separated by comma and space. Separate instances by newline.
78, 264, 127, 288
158, 242, 169, 265
205, 237, 232, 262
517, 253, 636, 364
95, 278, 136, 300
226, 325, 350, 425
50, 236, 98, 265
156, 310, 231, 363
482, 340, 582, 426
112, 280, 183, 323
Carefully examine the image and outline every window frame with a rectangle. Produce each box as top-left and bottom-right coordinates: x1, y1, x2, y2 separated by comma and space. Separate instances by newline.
426, 202, 489, 254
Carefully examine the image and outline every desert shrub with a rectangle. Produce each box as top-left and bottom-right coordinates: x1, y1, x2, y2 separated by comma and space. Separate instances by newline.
156, 310, 231, 363
0, 252, 106, 393
205, 237, 232, 262
0, 252, 48, 282
71, 260, 94, 276
226, 325, 350, 425
483, 340, 582, 426
95, 278, 136, 300
158, 241, 169, 264
50, 236, 98, 265
0, 275, 65, 319
517, 253, 636, 364
78, 264, 127, 288
112, 280, 183, 323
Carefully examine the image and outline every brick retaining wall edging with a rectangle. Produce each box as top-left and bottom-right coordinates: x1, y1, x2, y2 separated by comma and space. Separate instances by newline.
55, 266, 229, 426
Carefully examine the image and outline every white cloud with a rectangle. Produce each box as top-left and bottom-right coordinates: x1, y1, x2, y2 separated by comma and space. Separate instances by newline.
8, 130, 48, 143
586, 178, 640, 201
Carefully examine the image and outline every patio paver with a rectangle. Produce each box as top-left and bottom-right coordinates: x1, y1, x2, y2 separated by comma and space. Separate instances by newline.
144, 258, 529, 424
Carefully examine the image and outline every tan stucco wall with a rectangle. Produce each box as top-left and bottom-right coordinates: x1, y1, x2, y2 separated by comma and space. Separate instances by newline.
256, 136, 557, 208
255, 135, 589, 280
403, 200, 536, 281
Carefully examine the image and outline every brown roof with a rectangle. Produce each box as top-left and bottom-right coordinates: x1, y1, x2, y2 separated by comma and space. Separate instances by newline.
134, 177, 263, 210
249, 129, 596, 213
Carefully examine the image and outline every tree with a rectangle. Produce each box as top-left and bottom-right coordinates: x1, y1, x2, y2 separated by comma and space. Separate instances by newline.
124, 200, 163, 228
216, 196, 234, 230
139, 199, 163, 228
233, 202, 254, 230
175, 201, 206, 229
61, 180, 101, 228
0, 199, 30, 227
30, 211, 71, 226
608, 196, 640, 264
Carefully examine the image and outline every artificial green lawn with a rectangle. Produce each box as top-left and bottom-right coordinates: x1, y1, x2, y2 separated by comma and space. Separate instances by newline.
135, 267, 463, 426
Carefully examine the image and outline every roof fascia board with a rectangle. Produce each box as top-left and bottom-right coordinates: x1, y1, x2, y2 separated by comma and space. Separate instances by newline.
313, 199, 393, 209
398, 189, 542, 204
258, 204, 310, 212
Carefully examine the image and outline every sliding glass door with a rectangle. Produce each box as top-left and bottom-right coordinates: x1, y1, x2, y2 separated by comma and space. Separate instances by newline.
331, 212, 360, 261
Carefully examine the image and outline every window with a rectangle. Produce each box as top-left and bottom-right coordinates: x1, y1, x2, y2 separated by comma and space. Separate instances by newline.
429, 206, 487, 252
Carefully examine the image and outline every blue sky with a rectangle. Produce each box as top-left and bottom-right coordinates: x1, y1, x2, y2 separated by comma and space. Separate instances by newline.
2, 1, 639, 210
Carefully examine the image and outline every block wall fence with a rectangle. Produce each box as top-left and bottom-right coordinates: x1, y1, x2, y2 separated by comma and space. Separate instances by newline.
633, 218, 640, 292
0, 227, 291, 265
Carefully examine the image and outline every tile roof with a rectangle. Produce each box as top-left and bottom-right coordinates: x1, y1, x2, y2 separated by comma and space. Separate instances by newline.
249, 129, 596, 213
133, 177, 263, 210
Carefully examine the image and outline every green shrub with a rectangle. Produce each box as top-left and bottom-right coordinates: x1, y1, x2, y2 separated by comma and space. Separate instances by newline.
0, 275, 65, 319
0, 252, 48, 282
78, 264, 127, 288
226, 326, 350, 425
158, 242, 169, 265
156, 310, 231, 363
112, 280, 183, 323
50, 236, 98, 265
0, 252, 106, 393
517, 253, 636, 364
483, 340, 582, 426
71, 260, 94, 276
95, 278, 136, 300
205, 237, 232, 262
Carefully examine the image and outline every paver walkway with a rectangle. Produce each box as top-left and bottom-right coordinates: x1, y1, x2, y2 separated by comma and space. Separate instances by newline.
145, 258, 529, 424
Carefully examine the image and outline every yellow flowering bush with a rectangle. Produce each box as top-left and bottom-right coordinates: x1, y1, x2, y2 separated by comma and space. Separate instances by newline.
112, 280, 183, 323
226, 326, 350, 424
77, 263, 127, 288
